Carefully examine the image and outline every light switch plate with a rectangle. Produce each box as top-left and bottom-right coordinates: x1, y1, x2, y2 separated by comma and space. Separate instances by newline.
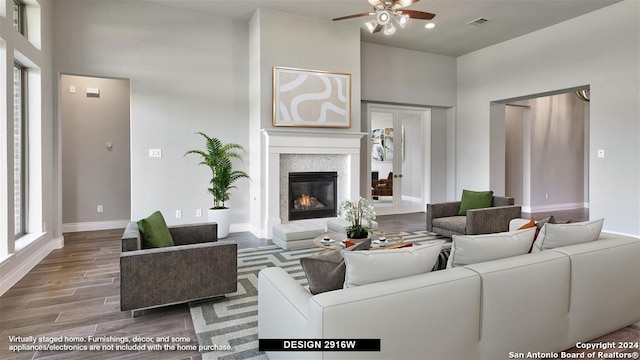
149, 149, 162, 158
176, 210, 182, 219
597, 149, 605, 158
69, 85, 76, 94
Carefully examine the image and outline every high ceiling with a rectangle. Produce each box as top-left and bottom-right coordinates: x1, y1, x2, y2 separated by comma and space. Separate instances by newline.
150, 0, 622, 56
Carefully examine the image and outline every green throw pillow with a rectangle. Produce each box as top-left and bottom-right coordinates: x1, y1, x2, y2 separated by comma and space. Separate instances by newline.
458, 190, 494, 216
137, 211, 175, 249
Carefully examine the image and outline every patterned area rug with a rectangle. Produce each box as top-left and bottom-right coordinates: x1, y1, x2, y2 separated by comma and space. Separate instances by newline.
189, 230, 448, 360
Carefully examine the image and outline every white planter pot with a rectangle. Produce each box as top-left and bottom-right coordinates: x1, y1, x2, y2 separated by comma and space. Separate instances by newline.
208, 208, 231, 239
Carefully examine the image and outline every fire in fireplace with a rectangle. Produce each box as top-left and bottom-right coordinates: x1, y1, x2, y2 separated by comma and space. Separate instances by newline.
289, 172, 337, 221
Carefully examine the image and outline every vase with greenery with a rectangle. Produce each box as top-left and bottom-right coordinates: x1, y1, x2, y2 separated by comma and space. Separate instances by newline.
185, 132, 250, 238
338, 197, 376, 239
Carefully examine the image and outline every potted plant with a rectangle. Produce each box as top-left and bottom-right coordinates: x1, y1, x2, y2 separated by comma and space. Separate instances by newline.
338, 197, 376, 239
185, 132, 250, 238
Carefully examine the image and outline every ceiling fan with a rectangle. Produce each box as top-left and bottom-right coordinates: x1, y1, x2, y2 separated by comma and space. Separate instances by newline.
332, 0, 435, 35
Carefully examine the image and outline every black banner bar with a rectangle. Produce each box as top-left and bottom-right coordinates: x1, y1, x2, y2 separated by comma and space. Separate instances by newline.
259, 339, 380, 352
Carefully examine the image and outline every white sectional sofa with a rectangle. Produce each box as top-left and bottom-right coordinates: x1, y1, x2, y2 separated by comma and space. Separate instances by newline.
258, 232, 640, 359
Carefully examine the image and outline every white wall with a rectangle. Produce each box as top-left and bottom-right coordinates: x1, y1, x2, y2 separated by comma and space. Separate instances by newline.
249, 9, 362, 235
528, 93, 586, 209
457, 0, 639, 235
361, 42, 456, 107
52, 0, 251, 227
61, 75, 131, 226
505, 105, 526, 204
430, 107, 449, 203
1, 0, 56, 295
361, 43, 457, 202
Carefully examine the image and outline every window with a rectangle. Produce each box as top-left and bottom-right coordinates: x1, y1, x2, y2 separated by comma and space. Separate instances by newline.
13, 63, 27, 238
13, 0, 25, 35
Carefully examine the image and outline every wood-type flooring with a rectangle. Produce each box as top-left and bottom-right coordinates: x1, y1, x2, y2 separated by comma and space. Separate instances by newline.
1, 210, 638, 359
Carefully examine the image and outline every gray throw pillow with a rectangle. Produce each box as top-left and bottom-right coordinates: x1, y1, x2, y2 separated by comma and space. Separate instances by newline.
300, 239, 370, 295
535, 215, 556, 231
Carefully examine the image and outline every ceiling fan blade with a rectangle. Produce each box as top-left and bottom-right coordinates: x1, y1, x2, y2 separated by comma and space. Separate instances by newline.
402, 9, 436, 20
367, 0, 385, 9
393, 0, 420, 9
332, 12, 373, 21
371, 23, 383, 33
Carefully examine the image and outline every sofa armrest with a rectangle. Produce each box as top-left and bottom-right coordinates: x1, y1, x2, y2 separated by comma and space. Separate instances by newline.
120, 240, 237, 311
169, 223, 218, 246
426, 201, 461, 231
122, 222, 141, 252
492, 196, 515, 207
466, 205, 522, 235
258, 267, 313, 339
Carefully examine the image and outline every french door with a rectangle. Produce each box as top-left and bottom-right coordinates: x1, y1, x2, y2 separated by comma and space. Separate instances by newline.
367, 104, 431, 215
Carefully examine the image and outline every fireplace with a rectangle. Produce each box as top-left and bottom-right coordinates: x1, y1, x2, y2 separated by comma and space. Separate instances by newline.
288, 172, 338, 221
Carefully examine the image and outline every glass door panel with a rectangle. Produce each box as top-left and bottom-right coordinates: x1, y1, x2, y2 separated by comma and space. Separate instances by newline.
370, 110, 395, 213
368, 105, 429, 215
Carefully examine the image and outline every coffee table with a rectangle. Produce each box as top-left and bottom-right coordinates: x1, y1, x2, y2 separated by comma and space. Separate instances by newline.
311, 233, 348, 253
369, 231, 405, 249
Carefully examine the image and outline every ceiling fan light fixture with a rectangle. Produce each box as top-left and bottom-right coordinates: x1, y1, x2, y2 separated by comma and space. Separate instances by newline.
377, 10, 391, 25
425, 22, 435, 29
396, 13, 409, 28
365, 19, 379, 33
383, 22, 396, 35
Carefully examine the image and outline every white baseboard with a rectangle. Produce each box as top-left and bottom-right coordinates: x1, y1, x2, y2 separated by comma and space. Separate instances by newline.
0, 236, 59, 296
52, 236, 65, 249
522, 202, 587, 213
62, 220, 130, 233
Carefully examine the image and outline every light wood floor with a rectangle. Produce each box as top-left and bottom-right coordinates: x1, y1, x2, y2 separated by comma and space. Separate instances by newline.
1, 210, 637, 359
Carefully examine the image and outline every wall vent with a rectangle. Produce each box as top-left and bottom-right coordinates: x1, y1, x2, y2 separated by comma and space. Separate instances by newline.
467, 17, 489, 26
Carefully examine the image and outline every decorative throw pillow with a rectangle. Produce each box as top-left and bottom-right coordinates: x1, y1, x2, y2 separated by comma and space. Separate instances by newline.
137, 211, 175, 249
432, 246, 452, 271
446, 228, 536, 268
518, 218, 538, 253
535, 215, 556, 232
517, 218, 536, 230
342, 241, 444, 288
531, 219, 604, 252
300, 239, 371, 295
458, 190, 494, 215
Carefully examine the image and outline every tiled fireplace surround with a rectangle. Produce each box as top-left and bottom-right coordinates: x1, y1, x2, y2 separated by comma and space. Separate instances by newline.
261, 130, 365, 239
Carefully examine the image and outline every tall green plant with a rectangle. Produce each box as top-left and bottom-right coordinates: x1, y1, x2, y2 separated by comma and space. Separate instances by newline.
185, 132, 250, 209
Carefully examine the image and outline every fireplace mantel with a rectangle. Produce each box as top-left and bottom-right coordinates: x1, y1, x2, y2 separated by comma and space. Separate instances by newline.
261, 129, 366, 155
259, 129, 365, 238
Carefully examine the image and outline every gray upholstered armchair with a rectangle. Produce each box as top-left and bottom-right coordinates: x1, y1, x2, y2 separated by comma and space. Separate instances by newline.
426, 196, 522, 237
120, 222, 237, 316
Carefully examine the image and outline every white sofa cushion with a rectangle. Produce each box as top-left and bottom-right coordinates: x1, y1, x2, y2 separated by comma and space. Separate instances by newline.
447, 228, 536, 268
531, 218, 604, 252
342, 241, 443, 288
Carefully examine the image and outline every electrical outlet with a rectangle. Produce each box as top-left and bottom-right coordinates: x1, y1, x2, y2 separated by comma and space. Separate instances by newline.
176, 210, 182, 219
196, 209, 202, 217
545, 193, 549, 199
149, 149, 162, 158
597, 149, 605, 158
97, 205, 104, 213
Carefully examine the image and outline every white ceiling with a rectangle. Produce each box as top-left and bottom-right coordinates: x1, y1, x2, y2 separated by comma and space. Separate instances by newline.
150, 0, 622, 56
